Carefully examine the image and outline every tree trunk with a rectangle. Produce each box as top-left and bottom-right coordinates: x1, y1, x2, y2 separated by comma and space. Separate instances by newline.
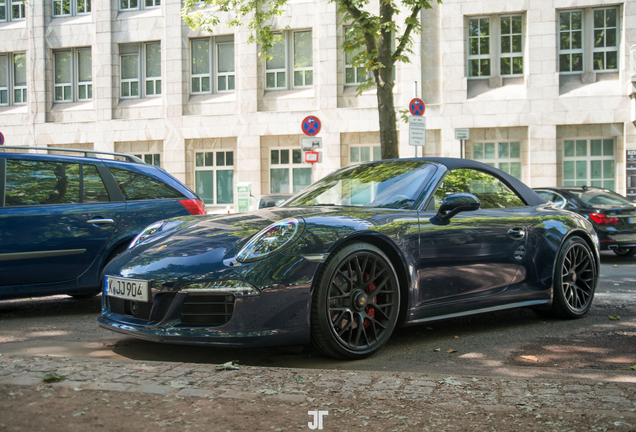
376, 0, 398, 160
377, 82, 398, 159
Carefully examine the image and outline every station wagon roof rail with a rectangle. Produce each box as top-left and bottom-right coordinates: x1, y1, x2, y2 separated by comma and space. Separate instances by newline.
0, 146, 145, 163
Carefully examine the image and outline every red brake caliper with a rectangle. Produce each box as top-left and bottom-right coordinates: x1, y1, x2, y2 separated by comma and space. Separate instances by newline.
363, 273, 376, 328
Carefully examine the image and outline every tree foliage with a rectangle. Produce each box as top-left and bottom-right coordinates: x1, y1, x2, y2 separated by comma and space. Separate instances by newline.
182, 0, 442, 159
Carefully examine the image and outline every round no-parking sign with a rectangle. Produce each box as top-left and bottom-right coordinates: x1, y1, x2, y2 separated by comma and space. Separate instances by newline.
301, 116, 321, 136
0, 132, 4, 145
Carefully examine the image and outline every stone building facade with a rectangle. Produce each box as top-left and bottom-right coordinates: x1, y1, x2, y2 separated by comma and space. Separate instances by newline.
0, 0, 635, 212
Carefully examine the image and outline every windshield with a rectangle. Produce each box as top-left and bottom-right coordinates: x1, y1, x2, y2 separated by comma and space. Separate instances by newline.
284, 161, 436, 209
569, 190, 635, 206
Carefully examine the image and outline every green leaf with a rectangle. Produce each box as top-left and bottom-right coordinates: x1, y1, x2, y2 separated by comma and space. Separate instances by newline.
608, 315, 620, 320
43, 372, 66, 383
630, 364, 636, 371
294, 376, 307, 382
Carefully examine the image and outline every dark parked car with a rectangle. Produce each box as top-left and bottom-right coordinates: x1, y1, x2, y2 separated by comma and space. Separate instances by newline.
534, 186, 636, 256
100, 158, 600, 360
256, 193, 293, 209
0, 146, 206, 300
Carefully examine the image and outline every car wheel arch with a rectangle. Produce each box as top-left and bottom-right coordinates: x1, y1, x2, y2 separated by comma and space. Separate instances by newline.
551, 229, 599, 293
310, 232, 411, 327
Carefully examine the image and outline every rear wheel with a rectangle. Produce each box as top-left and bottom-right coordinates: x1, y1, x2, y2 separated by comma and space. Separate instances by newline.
551, 236, 597, 319
310, 242, 400, 360
613, 248, 635, 257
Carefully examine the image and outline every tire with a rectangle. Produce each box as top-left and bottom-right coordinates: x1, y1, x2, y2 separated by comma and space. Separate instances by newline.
613, 248, 635, 257
310, 242, 400, 360
550, 236, 597, 319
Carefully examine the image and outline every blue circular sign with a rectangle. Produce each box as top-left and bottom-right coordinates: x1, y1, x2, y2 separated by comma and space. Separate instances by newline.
409, 98, 425, 116
302, 116, 321, 136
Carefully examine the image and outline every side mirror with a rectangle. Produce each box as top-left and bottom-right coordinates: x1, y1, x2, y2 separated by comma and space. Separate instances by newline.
430, 193, 480, 225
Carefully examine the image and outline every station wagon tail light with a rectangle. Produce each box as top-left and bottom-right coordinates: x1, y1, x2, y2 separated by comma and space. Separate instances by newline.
179, 199, 207, 215
180, 280, 260, 297
589, 213, 619, 225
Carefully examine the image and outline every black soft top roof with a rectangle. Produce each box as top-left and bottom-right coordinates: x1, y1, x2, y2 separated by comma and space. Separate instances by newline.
404, 157, 548, 207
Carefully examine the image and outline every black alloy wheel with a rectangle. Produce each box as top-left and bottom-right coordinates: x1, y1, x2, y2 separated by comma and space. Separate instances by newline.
310, 242, 400, 360
613, 248, 635, 257
551, 236, 597, 318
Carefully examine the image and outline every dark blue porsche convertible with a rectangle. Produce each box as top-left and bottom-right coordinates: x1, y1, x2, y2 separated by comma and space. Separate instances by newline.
99, 158, 600, 360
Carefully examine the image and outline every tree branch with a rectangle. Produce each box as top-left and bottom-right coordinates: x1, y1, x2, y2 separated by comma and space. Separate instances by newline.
393, 6, 421, 62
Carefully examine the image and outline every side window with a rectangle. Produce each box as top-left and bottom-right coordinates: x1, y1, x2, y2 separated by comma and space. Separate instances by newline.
109, 167, 184, 201
83, 165, 110, 202
5, 160, 80, 206
434, 168, 525, 209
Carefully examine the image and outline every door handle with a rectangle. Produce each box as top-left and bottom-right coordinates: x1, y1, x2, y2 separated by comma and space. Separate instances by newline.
508, 227, 526, 240
87, 218, 115, 225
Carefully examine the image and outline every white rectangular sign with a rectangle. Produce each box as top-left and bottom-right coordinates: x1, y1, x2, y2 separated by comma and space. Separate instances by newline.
455, 128, 470, 140
409, 116, 426, 146
301, 137, 322, 150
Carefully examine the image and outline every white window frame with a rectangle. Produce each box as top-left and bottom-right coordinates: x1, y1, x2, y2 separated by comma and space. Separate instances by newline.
194, 150, 235, 206
1, 0, 24, 21
119, 42, 161, 100
119, 0, 158, 12
269, 148, 312, 194
52, 0, 90, 18
133, 152, 161, 167
471, 141, 522, 179
190, 36, 235, 95
558, 10, 584, 74
349, 145, 381, 164
592, 7, 619, 72
344, 26, 370, 86
53, 47, 92, 103
467, 16, 492, 78
562, 138, 616, 190
0, 52, 27, 106
265, 29, 313, 91
499, 15, 524, 77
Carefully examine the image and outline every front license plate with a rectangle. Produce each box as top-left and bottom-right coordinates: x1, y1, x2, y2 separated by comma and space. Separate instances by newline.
106, 276, 150, 302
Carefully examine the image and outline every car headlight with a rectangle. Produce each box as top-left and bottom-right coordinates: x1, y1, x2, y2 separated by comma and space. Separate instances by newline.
129, 221, 165, 249
236, 218, 305, 263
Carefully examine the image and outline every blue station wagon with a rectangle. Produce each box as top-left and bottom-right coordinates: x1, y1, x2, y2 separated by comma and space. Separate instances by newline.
0, 146, 206, 300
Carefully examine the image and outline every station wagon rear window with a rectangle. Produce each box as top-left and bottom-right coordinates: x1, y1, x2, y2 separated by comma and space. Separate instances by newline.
109, 168, 184, 201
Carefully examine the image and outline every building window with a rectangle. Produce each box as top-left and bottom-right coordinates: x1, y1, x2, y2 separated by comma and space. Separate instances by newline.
0, 53, 26, 106
0, 0, 25, 21
266, 30, 313, 90
559, 11, 583, 73
559, 7, 619, 74
472, 142, 522, 179
54, 48, 92, 103
500, 15, 523, 76
134, 152, 160, 167
270, 149, 312, 193
563, 139, 615, 190
593, 8, 618, 71
120, 42, 161, 99
344, 27, 367, 86
195, 151, 234, 205
468, 18, 491, 77
190, 36, 235, 95
53, 0, 90, 17
119, 0, 159, 12
350, 145, 381, 164
468, 14, 524, 78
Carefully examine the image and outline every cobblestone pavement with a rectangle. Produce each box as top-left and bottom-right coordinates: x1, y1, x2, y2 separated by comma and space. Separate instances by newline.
1, 354, 635, 431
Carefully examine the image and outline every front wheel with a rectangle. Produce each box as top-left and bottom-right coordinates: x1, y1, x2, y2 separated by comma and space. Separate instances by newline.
310, 242, 400, 360
551, 236, 597, 319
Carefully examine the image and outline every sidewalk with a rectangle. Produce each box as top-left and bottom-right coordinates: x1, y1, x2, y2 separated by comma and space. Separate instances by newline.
1, 354, 635, 431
